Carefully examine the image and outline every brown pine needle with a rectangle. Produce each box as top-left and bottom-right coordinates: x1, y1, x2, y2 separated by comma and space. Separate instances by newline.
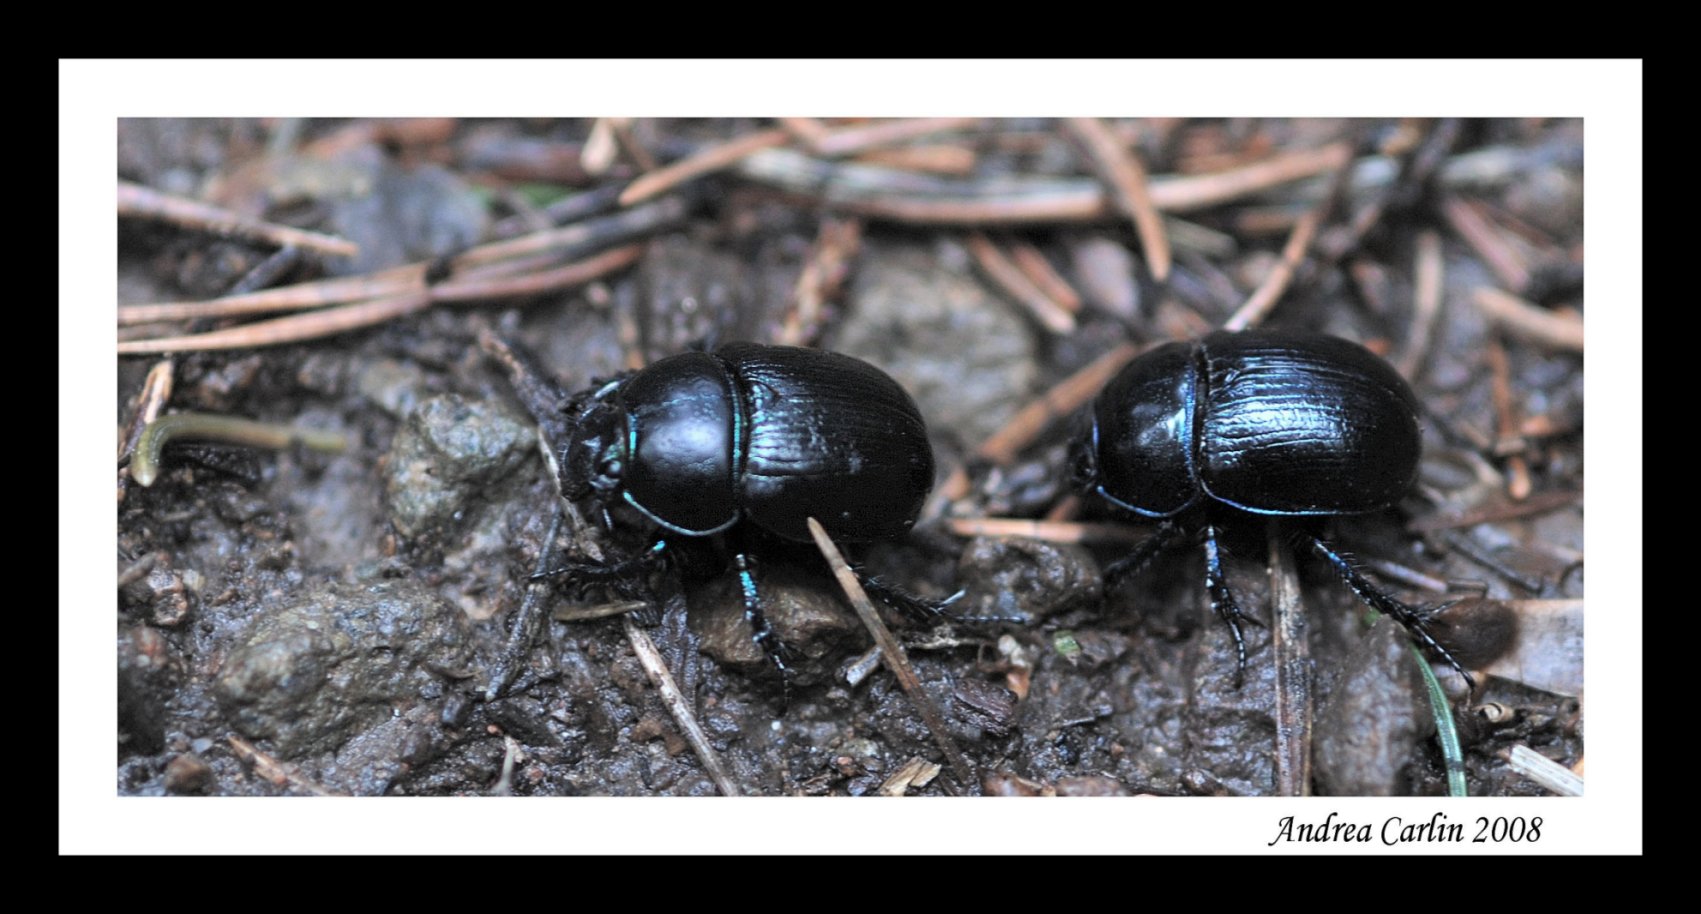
619, 127, 792, 206
777, 117, 833, 153
117, 245, 643, 354
945, 517, 1146, 545
812, 116, 982, 157
966, 233, 1075, 334
1007, 240, 1082, 314
120, 196, 688, 326
1442, 196, 1532, 293
118, 291, 433, 355
853, 145, 977, 176
1472, 287, 1585, 352
1486, 337, 1533, 500
806, 517, 972, 784
1223, 204, 1323, 332
117, 181, 359, 257
1398, 230, 1446, 379
977, 342, 1140, 464
1064, 117, 1172, 282
779, 218, 862, 346
119, 263, 428, 325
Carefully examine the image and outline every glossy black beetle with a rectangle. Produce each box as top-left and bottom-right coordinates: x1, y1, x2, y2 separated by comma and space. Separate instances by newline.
1075, 329, 1470, 685
546, 342, 943, 677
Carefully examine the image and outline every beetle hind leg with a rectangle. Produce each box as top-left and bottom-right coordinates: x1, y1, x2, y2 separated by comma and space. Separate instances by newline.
734, 553, 795, 707
1104, 520, 1185, 589
1308, 537, 1476, 689
854, 569, 964, 624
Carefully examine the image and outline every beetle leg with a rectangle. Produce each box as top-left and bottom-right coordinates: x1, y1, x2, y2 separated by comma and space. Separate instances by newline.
1104, 520, 1185, 589
1203, 524, 1255, 688
533, 539, 669, 599
855, 569, 963, 624
734, 552, 793, 708
1308, 537, 1477, 689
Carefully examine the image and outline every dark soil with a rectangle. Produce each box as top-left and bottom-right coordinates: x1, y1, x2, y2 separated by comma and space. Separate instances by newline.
114, 118, 1584, 800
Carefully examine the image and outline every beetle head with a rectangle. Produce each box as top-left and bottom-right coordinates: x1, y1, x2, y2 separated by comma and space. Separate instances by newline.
1068, 416, 1102, 493
561, 382, 629, 502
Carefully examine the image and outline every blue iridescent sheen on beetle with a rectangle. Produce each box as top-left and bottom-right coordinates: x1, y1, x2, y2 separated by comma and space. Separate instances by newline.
1076, 329, 1469, 686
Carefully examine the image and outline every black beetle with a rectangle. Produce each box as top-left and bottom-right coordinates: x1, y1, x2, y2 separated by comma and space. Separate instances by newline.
1074, 328, 1469, 685
546, 342, 943, 677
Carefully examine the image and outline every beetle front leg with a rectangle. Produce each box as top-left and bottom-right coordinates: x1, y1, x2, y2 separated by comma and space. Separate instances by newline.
1203, 524, 1259, 688
534, 539, 669, 609
1308, 537, 1476, 688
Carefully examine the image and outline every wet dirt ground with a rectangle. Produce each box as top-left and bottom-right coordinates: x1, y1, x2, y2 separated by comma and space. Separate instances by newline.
110, 116, 1587, 806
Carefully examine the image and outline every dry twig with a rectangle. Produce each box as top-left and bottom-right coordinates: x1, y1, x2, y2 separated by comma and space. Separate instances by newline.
1064, 117, 1172, 282
967, 233, 1076, 334
117, 181, 360, 258
1268, 520, 1312, 797
622, 614, 745, 797
807, 517, 972, 784
1442, 196, 1532, 293
1398, 230, 1446, 380
619, 127, 791, 206
1472, 287, 1584, 352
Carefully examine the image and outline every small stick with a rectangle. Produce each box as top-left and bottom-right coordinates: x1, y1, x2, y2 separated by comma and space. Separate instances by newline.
227, 735, 338, 796
1472, 287, 1584, 352
977, 342, 1140, 464
945, 517, 1146, 545
854, 145, 977, 176
1007, 240, 1082, 315
966, 233, 1075, 334
1407, 488, 1581, 533
1398, 230, 1446, 380
807, 517, 972, 784
1222, 203, 1322, 331
811, 117, 981, 157
618, 127, 791, 206
1268, 519, 1312, 797
777, 117, 833, 153
779, 217, 862, 346
1063, 117, 1172, 282
129, 412, 348, 486
1486, 337, 1533, 500
1442, 196, 1532, 293
735, 142, 1354, 224
552, 600, 652, 622
117, 181, 359, 258
1506, 744, 1584, 797
622, 614, 744, 797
